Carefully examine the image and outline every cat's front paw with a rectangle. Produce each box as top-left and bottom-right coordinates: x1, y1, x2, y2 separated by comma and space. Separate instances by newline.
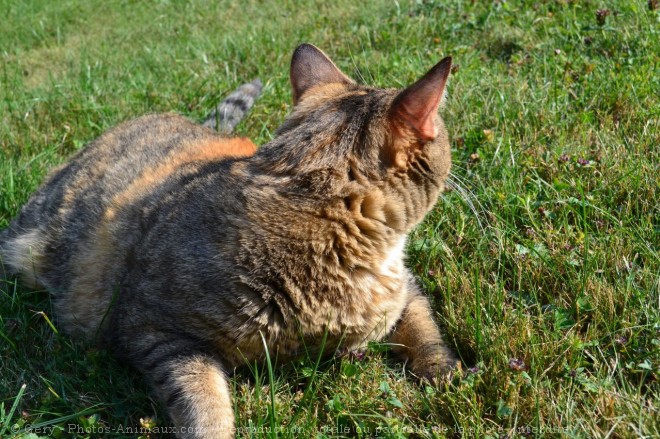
410, 347, 461, 384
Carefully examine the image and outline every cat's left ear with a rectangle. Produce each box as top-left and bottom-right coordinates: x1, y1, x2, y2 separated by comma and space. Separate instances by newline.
390, 57, 452, 141
290, 43, 354, 104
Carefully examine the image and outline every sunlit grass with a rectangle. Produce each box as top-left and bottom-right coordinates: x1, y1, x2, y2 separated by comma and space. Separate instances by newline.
1, 0, 659, 437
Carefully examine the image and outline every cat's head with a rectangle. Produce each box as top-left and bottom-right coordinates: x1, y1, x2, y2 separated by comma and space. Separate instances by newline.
256, 44, 452, 233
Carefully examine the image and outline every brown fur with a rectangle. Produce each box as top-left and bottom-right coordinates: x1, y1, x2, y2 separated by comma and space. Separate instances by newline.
111, 137, 257, 211
0, 44, 459, 438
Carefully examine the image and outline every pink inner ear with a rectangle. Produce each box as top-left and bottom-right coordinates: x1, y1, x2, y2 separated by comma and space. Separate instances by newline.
391, 57, 452, 141
397, 92, 442, 140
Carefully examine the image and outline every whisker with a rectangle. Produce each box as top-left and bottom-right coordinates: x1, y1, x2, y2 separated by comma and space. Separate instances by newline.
447, 170, 487, 215
449, 162, 471, 174
445, 174, 487, 233
450, 174, 488, 224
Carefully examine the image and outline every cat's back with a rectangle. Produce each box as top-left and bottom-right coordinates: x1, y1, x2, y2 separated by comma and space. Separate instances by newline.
0, 113, 256, 331
37, 113, 253, 220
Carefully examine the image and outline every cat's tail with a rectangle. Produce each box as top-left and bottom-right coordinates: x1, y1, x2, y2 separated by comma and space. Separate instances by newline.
0, 228, 13, 290
203, 79, 263, 133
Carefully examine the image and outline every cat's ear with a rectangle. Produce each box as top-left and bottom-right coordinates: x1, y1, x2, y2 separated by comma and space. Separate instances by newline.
390, 57, 452, 141
290, 44, 353, 104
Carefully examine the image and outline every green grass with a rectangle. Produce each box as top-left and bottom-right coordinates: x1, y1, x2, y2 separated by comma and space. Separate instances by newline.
1, 0, 659, 437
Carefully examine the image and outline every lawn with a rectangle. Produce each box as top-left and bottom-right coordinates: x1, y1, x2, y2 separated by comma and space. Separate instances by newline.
1, 0, 659, 437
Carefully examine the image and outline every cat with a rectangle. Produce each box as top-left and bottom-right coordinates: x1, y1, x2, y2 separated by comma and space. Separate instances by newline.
0, 44, 458, 438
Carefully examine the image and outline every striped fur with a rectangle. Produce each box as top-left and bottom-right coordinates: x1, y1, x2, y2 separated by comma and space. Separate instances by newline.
0, 44, 459, 438
203, 79, 262, 132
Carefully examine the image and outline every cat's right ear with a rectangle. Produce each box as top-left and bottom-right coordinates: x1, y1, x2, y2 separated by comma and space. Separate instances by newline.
390, 57, 452, 141
290, 44, 353, 105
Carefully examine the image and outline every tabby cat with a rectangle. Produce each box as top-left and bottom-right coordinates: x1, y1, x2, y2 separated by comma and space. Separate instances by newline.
0, 44, 458, 438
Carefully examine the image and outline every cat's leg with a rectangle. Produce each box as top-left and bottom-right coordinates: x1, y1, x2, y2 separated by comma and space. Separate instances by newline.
129, 339, 235, 439
388, 278, 460, 381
